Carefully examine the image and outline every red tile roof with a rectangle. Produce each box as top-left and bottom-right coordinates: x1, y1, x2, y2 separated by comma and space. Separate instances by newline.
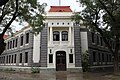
49, 6, 72, 12
3, 35, 8, 39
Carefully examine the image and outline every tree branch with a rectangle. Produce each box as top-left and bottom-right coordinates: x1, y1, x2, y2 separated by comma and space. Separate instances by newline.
98, 0, 116, 21
1, 0, 19, 36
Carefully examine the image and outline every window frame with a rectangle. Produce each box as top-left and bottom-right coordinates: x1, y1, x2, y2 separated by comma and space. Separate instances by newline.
53, 31, 60, 41
62, 31, 68, 41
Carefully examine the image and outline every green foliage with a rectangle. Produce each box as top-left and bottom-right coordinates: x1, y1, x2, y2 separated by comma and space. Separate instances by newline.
0, 0, 47, 34
31, 67, 40, 73
82, 51, 90, 72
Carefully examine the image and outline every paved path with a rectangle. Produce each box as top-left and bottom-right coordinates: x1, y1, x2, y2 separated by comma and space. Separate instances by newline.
0, 71, 120, 80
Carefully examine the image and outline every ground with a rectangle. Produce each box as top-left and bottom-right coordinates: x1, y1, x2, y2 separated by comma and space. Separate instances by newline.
0, 71, 120, 80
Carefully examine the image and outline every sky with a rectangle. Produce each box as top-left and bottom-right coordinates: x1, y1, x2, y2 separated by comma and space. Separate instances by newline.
38, 0, 81, 12
13, 0, 81, 31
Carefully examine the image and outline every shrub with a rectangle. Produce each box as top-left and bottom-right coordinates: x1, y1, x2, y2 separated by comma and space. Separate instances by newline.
82, 51, 90, 72
31, 67, 40, 73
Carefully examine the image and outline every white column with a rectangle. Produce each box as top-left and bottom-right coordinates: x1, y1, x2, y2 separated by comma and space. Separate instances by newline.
60, 31, 62, 45
50, 27, 53, 45
69, 27, 72, 45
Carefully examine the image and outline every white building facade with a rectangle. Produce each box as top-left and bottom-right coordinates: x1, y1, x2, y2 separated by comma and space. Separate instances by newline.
0, 6, 115, 72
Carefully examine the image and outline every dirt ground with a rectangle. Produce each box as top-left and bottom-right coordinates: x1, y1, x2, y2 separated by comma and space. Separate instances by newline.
0, 71, 120, 80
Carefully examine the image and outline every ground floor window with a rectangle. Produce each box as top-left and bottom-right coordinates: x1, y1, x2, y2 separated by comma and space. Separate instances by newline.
25, 52, 28, 63
69, 54, 73, 63
19, 53, 22, 63
49, 54, 53, 63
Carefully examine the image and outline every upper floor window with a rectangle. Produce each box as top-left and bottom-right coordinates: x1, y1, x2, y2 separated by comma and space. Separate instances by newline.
7, 42, 9, 49
100, 37, 103, 46
15, 38, 18, 47
97, 36, 99, 45
26, 33, 29, 44
62, 31, 68, 41
10, 41, 12, 49
20, 36, 23, 46
12, 40, 15, 48
53, 31, 59, 41
91, 32, 95, 43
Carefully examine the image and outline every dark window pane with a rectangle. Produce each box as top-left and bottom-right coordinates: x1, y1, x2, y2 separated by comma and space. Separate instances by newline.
53, 31, 59, 41
26, 33, 29, 44
91, 32, 94, 43
97, 36, 99, 45
19, 53, 22, 63
69, 54, 73, 63
62, 31, 68, 41
14, 54, 16, 63
13, 40, 15, 48
49, 54, 53, 63
11, 55, 14, 63
10, 41, 12, 49
21, 36, 23, 46
93, 52, 96, 62
15, 38, 18, 47
98, 53, 101, 62
102, 53, 104, 62
25, 52, 28, 63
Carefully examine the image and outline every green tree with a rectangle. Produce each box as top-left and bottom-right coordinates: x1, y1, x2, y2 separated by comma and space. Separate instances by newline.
0, 0, 46, 54
73, 0, 120, 73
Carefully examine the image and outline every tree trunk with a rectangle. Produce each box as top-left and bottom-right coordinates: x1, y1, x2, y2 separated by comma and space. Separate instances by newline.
0, 34, 6, 55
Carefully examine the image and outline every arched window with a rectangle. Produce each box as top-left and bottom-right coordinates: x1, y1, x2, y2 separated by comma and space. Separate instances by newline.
53, 31, 60, 41
62, 31, 68, 41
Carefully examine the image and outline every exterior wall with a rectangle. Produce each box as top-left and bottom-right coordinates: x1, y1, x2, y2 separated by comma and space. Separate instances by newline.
74, 24, 82, 68
40, 25, 48, 67
80, 29, 88, 53
0, 26, 34, 67
33, 33, 41, 63
87, 31, 113, 68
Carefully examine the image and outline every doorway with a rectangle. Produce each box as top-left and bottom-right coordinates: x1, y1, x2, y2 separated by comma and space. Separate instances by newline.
56, 51, 66, 71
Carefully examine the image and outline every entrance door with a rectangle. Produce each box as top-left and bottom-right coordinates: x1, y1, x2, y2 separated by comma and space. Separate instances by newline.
56, 51, 66, 71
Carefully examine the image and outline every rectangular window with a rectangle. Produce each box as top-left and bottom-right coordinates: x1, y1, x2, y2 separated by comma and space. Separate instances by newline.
100, 37, 103, 46
69, 54, 73, 63
93, 52, 96, 62
10, 41, 12, 49
106, 54, 109, 62
15, 38, 18, 47
62, 31, 68, 41
20, 36, 23, 46
14, 54, 16, 63
11, 55, 14, 63
13, 40, 15, 48
97, 36, 99, 45
53, 31, 59, 41
102, 53, 104, 62
9, 55, 11, 63
6, 56, 8, 63
25, 52, 28, 63
26, 33, 29, 44
98, 53, 101, 62
70, 49, 72, 53
109, 54, 112, 62
49, 54, 53, 63
91, 32, 94, 43
19, 53, 22, 63
7, 42, 9, 49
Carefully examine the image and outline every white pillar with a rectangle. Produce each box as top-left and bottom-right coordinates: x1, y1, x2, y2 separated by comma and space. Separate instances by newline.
69, 27, 72, 45
60, 31, 62, 45
50, 27, 53, 45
